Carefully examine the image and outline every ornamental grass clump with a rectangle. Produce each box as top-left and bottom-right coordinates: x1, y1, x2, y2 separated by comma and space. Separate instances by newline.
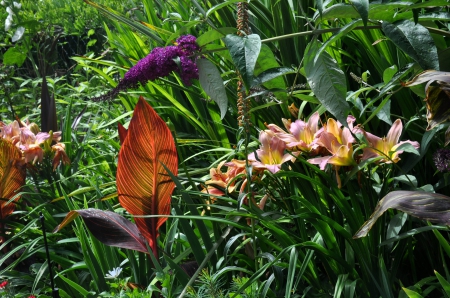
92, 35, 200, 101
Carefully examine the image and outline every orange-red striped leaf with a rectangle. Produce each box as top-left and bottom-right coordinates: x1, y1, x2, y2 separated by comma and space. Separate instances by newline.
0, 138, 26, 220
116, 96, 178, 257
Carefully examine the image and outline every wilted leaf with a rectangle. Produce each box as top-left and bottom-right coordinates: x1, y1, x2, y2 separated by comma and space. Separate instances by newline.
0, 139, 26, 221
223, 34, 261, 90
53, 209, 148, 253
382, 20, 439, 71
424, 82, 450, 130
304, 39, 349, 126
354, 191, 450, 239
116, 97, 178, 258
197, 58, 228, 119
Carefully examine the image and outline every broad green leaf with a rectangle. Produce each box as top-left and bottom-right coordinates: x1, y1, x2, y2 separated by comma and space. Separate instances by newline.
315, 19, 361, 64
3, 46, 27, 67
354, 191, 450, 239
223, 34, 262, 90
350, 0, 369, 27
383, 65, 398, 84
197, 58, 228, 119
382, 20, 439, 70
253, 67, 295, 86
319, 2, 414, 21
53, 209, 148, 253
304, 39, 349, 126
0, 139, 26, 221
253, 44, 288, 101
196, 27, 236, 46
116, 97, 178, 258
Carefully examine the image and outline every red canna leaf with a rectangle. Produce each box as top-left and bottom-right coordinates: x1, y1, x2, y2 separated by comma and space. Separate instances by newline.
53, 209, 148, 253
116, 96, 178, 258
0, 138, 26, 221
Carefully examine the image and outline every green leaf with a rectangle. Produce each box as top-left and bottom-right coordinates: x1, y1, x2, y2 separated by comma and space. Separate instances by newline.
206, 0, 242, 18
354, 191, 450, 239
383, 65, 398, 84
315, 19, 361, 64
196, 27, 236, 46
3, 46, 27, 67
350, 0, 369, 27
382, 20, 439, 70
223, 34, 262, 90
197, 58, 228, 119
304, 39, 349, 126
253, 67, 295, 86
434, 270, 450, 294
402, 287, 424, 298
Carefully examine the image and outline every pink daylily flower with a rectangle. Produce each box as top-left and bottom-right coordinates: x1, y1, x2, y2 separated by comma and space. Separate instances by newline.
248, 130, 296, 174
307, 117, 358, 170
19, 128, 50, 164
0, 120, 21, 144
267, 112, 320, 153
361, 119, 420, 163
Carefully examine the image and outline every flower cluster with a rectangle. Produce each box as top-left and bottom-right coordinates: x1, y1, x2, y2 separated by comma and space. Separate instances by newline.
0, 280, 7, 289
92, 35, 200, 101
204, 112, 420, 192
0, 119, 70, 170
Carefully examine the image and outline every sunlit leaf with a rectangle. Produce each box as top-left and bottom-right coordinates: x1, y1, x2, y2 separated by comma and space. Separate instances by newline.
116, 96, 178, 258
382, 20, 439, 70
53, 209, 148, 253
354, 191, 450, 239
0, 139, 26, 221
197, 58, 228, 119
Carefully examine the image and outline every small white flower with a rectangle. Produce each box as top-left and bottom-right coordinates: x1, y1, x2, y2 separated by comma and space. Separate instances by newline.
105, 267, 122, 279
12, 26, 24, 42
13, 2, 21, 9
1, 1, 5, 6
6, 6, 13, 15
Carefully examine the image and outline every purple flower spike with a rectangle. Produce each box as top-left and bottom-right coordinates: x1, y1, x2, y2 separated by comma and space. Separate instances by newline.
91, 35, 200, 101
434, 148, 450, 172
176, 35, 200, 55
179, 56, 199, 86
